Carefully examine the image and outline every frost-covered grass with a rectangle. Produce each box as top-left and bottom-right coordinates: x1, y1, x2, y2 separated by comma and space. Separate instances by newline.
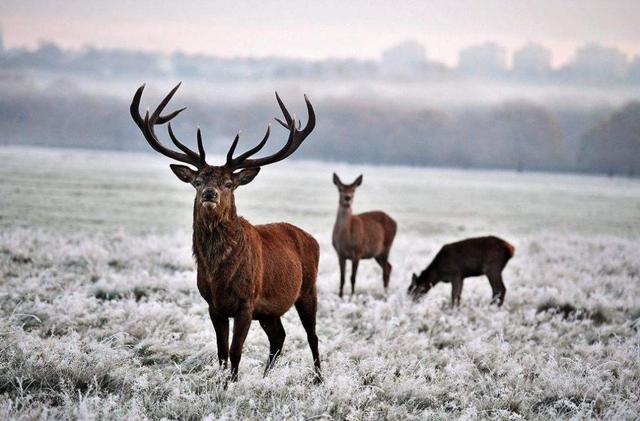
1, 146, 639, 420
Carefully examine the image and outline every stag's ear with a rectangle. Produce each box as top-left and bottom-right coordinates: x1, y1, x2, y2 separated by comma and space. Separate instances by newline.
233, 168, 261, 186
170, 164, 197, 184
353, 174, 363, 187
332, 173, 342, 187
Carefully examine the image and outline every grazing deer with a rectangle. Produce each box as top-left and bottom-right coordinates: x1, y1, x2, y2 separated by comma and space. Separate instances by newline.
130, 83, 321, 382
408, 236, 515, 307
332, 173, 397, 297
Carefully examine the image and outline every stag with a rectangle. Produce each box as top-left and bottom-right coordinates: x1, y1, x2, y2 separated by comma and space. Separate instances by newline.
332, 174, 397, 297
130, 83, 321, 382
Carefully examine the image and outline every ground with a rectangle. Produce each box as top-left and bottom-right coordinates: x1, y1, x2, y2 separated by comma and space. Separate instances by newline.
1, 147, 639, 420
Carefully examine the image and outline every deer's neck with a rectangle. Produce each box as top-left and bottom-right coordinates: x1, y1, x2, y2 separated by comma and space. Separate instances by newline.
334, 205, 353, 236
192, 204, 246, 277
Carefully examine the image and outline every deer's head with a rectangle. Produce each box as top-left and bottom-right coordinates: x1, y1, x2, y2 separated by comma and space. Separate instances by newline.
131, 83, 315, 220
332, 173, 362, 208
407, 272, 435, 301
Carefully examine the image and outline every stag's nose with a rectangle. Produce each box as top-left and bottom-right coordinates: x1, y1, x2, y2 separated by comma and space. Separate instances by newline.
202, 190, 217, 201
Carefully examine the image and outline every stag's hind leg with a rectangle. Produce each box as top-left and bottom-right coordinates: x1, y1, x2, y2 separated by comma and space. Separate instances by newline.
259, 316, 286, 375
375, 253, 392, 291
295, 294, 322, 383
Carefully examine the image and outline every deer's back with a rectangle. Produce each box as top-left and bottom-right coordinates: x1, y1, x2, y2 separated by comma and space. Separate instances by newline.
351, 211, 397, 258
252, 222, 319, 317
434, 236, 513, 278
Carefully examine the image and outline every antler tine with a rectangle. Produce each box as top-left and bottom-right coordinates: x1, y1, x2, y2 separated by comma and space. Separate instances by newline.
300, 94, 316, 137
196, 128, 206, 166
226, 125, 271, 167
130, 83, 206, 168
150, 82, 182, 123
226, 133, 241, 166
224, 93, 315, 170
157, 107, 187, 124
274, 117, 289, 129
168, 123, 201, 162
275, 92, 293, 123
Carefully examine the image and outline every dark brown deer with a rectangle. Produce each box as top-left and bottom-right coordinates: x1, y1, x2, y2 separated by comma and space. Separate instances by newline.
332, 173, 397, 297
408, 236, 515, 307
130, 83, 321, 382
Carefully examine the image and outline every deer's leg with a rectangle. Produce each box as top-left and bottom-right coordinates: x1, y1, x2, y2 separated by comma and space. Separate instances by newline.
451, 277, 463, 307
487, 270, 506, 306
375, 254, 392, 291
209, 307, 229, 368
338, 255, 346, 298
350, 258, 360, 296
487, 274, 499, 303
259, 316, 286, 375
229, 305, 253, 382
295, 295, 322, 383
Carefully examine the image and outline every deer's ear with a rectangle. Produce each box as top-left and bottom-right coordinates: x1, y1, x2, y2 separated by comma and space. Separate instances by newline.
170, 164, 197, 184
233, 168, 260, 186
354, 174, 363, 186
333, 173, 342, 186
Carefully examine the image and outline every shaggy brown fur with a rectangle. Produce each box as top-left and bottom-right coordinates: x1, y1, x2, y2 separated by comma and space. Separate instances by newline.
187, 171, 321, 382
130, 84, 321, 383
332, 173, 397, 297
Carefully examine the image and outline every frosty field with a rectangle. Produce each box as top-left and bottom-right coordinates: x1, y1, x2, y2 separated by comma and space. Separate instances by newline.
1, 146, 639, 420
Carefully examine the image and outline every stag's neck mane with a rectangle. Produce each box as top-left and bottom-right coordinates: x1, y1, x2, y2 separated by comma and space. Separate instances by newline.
192, 203, 247, 275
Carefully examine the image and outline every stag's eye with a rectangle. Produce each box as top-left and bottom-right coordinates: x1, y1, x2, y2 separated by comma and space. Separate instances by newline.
193, 180, 203, 188
224, 181, 233, 189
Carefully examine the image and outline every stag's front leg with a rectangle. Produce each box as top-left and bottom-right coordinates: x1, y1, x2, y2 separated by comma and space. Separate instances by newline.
229, 304, 253, 382
209, 308, 229, 368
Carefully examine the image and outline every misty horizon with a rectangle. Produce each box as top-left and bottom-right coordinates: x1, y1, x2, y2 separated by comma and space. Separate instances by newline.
3, 32, 639, 78
1, 1, 639, 176
2, 0, 639, 66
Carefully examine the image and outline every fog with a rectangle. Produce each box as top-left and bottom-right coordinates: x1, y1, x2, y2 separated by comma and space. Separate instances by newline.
1, 35, 639, 175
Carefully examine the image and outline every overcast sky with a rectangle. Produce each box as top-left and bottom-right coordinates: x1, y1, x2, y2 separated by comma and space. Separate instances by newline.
1, 0, 639, 66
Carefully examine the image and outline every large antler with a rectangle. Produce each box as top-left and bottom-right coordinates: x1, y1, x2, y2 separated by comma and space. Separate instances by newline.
130, 83, 207, 168
225, 93, 315, 170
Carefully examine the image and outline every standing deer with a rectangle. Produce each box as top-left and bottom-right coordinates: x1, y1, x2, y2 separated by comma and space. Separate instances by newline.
332, 173, 397, 297
130, 83, 321, 382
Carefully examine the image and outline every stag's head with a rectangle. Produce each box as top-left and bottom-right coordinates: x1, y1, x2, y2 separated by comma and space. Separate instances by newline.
131, 83, 315, 219
332, 173, 362, 208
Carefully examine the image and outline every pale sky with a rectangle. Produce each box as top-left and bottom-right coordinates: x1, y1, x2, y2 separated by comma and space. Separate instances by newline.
1, 0, 639, 66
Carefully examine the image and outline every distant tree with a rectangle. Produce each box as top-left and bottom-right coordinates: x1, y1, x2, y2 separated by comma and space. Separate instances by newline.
451, 101, 564, 171
512, 43, 552, 80
579, 102, 640, 176
458, 42, 507, 78
381, 41, 427, 76
560, 43, 628, 83
627, 56, 640, 83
